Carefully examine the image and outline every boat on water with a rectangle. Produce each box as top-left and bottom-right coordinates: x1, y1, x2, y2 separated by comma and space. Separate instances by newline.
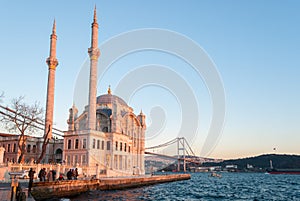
210, 172, 222, 178
266, 160, 300, 175
266, 169, 300, 175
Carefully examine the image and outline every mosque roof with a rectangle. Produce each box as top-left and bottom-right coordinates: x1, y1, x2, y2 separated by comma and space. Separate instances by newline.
96, 94, 128, 107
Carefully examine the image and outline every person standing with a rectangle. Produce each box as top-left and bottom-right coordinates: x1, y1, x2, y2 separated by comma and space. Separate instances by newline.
28, 168, 35, 195
47, 170, 53, 181
67, 169, 73, 180
52, 170, 56, 181
38, 168, 47, 181
38, 169, 43, 181
74, 168, 79, 180
42, 168, 47, 181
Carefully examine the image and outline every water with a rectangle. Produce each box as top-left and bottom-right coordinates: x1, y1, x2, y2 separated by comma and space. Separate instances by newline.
68, 173, 300, 201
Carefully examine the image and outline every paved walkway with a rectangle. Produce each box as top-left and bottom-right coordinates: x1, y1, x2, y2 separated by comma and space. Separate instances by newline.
0, 183, 35, 201
0, 186, 11, 201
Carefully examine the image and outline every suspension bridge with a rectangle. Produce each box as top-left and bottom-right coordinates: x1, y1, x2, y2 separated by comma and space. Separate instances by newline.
145, 137, 202, 172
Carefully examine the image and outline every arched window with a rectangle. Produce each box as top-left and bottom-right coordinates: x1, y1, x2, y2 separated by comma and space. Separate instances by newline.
106, 141, 110, 150
82, 154, 86, 164
101, 140, 104, 150
83, 139, 86, 149
93, 139, 96, 149
68, 140, 72, 149
75, 139, 79, 149
32, 145, 36, 153
97, 140, 100, 149
55, 149, 63, 163
13, 143, 16, 153
102, 127, 108, 132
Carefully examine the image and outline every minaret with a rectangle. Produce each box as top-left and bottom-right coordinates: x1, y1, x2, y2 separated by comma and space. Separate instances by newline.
45, 20, 58, 140
87, 6, 100, 130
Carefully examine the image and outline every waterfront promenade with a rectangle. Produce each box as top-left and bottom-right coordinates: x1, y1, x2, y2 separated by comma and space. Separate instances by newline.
0, 174, 190, 201
31, 174, 191, 200
0, 181, 34, 201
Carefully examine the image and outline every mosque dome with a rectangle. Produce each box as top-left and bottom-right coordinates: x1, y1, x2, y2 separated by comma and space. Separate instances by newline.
96, 86, 128, 107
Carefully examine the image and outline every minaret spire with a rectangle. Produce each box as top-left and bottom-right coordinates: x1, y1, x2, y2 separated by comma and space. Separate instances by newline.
87, 7, 100, 130
90, 6, 99, 49
93, 5, 97, 23
49, 19, 57, 59
45, 19, 59, 140
52, 19, 56, 34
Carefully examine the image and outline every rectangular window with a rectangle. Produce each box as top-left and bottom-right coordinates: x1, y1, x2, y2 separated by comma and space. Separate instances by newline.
83, 139, 86, 149
128, 146, 130, 153
93, 139, 96, 149
32, 145, 36, 153
75, 139, 79, 149
68, 140, 72, 149
120, 142, 122, 151
107, 141, 110, 150
119, 155, 122, 170
101, 140, 104, 150
13, 143, 16, 153
27, 144, 31, 153
82, 154, 86, 164
97, 140, 100, 149
74, 155, 78, 164
7, 144, 10, 152
67, 155, 70, 165
124, 143, 127, 152
115, 141, 118, 151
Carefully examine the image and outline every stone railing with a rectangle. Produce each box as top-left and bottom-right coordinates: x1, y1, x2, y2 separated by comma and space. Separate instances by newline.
1, 163, 102, 180
0, 162, 136, 181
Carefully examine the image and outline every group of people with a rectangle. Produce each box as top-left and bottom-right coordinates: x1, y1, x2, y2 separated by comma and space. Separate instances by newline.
29, 167, 80, 182
27, 167, 80, 196
66, 168, 79, 180
38, 168, 57, 181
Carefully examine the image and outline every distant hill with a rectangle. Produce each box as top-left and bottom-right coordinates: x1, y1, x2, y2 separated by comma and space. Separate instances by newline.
203, 154, 300, 170
158, 154, 300, 172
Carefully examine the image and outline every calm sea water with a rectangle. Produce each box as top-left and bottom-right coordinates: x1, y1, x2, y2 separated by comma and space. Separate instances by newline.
67, 173, 300, 201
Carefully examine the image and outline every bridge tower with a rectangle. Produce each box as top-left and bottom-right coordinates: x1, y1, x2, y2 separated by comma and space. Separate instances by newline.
177, 137, 186, 172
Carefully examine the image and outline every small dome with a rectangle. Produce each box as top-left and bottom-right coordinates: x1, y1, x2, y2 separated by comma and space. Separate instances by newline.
96, 94, 128, 107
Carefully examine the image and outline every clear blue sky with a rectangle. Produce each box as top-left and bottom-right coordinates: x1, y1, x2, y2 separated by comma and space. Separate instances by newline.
0, 1, 299, 159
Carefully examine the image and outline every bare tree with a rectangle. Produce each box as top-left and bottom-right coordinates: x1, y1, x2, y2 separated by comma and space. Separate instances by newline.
36, 125, 50, 164
1, 96, 43, 163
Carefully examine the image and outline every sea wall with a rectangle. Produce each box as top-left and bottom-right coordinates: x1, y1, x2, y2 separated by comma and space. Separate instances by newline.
31, 174, 191, 200
98, 174, 191, 190
31, 179, 99, 200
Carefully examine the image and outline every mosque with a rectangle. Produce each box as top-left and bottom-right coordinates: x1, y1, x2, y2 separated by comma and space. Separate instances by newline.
0, 8, 145, 177
62, 8, 146, 176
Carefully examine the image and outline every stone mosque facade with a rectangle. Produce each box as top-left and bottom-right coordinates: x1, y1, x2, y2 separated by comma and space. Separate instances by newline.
63, 9, 146, 176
